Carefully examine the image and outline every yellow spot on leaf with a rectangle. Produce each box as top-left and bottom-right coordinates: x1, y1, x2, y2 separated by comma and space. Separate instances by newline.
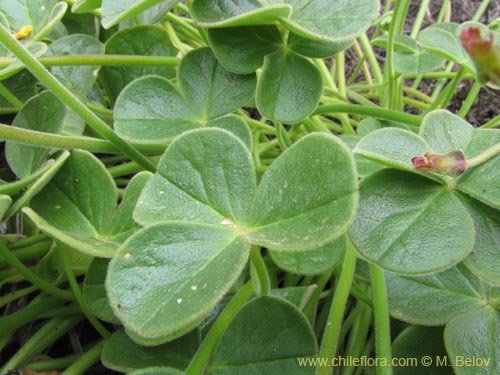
14, 25, 33, 40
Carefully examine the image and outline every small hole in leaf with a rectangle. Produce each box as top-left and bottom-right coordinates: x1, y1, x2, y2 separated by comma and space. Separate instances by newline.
177, 298, 183, 304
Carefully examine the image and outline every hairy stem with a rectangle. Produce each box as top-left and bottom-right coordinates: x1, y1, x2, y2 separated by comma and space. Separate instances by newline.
317, 245, 357, 375
370, 264, 393, 375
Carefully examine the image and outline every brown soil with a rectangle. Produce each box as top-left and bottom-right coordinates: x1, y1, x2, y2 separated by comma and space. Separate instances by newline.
344, 0, 500, 126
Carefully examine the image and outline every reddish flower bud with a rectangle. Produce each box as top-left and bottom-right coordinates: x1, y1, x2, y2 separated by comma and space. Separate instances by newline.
411, 151, 466, 177
459, 27, 500, 85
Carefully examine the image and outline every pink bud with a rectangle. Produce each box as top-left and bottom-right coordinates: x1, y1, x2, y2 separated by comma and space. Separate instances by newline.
459, 27, 500, 85
412, 151, 466, 177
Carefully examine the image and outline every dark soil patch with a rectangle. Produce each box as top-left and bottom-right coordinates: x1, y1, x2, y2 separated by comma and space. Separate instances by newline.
345, 1, 500, 126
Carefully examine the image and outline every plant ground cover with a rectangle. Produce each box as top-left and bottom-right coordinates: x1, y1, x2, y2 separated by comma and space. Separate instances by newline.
1, 1, 500, 375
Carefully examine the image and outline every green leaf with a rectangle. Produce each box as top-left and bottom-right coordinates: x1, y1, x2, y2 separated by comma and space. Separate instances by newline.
5, 151, 70, 220
101, 0, 179, 29
6, 91, 67, 178
279, 0, 379, 42
0, 42, 48, 80
134, 128, 256, 226
71, 0, 101, 14
372, 34, 418, 53
0, 195, 12, 221
459, 196, 500, 286
445, 307, 500, 374
208, 296, 317, 374
207, 25, 283, 74
341, 134, 384, 178
102, 329, 199, 372
392, 326, 453, 375
24, 150, 119, 257
288, 32, 352, 58
420, 109, 474, 154
191, 0, 291, 27
372, 35, 444, 74
419, 110, 500, 211
114, 75, 198, 144
114, 47, 255, 143
98, 25, 176, 105
269, 235, 345, 276
0, 70, 37, 110
385, 264, 487, 326
354, 128, 431, 173
456, 129, 500, 211
178, 48, 256, 120
60, 12, 97, 37
394, 48, 444, 75
207, 115, 253, 150
106, 222, 250, 344
110, 172, 151, 242
128, 368, 185, 375
417, 23, 471, 65
256, 50, 323, 123
249, 133, 358, 251
35, 242, 92, 283
47, 34, 104, 96
82, 257, 118, 323
271, 286, 312, 307
0, 0, 67, 40
350, 169, 474, 274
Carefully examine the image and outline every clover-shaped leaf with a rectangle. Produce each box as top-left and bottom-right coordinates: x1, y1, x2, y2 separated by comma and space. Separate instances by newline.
6, 91, 67, 179
83, 258, 118, 323
195, 0, 378, 122
192, 0, 378, 43
417, 23, 471, 66
24, 152, 150, 257
208, 296, 317, 374
0, 0, 67, 41
207, 25, 283, 74
385, 264, 488, 326
279, 0, 379, 42
445, 307, 500, 374
248, 132, 357, 251
392, 326, 453, 375
47, 34, 104, 96
256, 50, 323, 123
373, 35, 444, 75
107, 222, 250, 344
349, 169, 474, 274
191, 0, 292, 28
458, 194, 500, 286
107, 128, 357, 343
102, 329, 199, 372
101, 0, 179, 29
354, 127, 430, 173
99, 25, 176, 105
114, 47, 256, 144
269, 235, 346, 276
352, 110, 500, 275
133, 128, 256, 226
